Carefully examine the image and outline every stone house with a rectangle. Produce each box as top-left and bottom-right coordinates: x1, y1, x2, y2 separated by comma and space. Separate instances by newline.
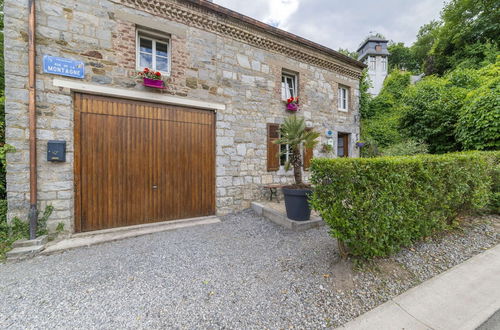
4, 0, 365, 233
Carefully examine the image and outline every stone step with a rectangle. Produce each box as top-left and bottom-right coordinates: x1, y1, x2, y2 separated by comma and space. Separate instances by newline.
6, 245, 45, 260
12, 235, 48, 248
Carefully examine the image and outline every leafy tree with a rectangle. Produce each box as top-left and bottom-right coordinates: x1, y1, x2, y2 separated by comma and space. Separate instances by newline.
412, 20, 441, 72
361, 71, 411, 150
428, 0, 500, 74
337, 48, 359, 60
456, 60, 500, 150
387, 42, 419, 73
358, 70, 372, 118
400, 76, 467, 153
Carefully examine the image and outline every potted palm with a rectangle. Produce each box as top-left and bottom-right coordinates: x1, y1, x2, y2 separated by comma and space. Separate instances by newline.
274, 115, 320, 221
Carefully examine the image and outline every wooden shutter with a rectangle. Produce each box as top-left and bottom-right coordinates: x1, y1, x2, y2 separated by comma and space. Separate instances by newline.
267, 123, 280, 171
303, 127, 313, 170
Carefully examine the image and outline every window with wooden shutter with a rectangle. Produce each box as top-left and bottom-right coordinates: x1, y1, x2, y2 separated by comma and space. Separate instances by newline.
267, 123, 280, 171
303, 127, 314, 170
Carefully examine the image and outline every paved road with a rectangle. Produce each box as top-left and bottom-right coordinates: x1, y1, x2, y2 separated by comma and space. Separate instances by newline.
477, 309, 500, 330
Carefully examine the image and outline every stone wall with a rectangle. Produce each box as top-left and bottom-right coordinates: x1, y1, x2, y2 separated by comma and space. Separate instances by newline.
4, 0, 361, 233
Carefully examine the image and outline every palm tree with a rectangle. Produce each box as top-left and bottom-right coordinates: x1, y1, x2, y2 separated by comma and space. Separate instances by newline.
274, 115, 320, 187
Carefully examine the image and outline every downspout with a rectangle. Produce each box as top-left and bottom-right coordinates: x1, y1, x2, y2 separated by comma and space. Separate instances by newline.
28, 0, 38, 240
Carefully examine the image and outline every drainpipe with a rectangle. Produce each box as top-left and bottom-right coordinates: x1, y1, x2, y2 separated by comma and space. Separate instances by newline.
28, 0, 38, 240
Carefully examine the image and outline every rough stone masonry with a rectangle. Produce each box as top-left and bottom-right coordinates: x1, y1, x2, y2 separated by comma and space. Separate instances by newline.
4, 0, 363, 233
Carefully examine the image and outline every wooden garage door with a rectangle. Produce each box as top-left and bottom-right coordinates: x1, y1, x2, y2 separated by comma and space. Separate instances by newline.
74, 93, 216, 232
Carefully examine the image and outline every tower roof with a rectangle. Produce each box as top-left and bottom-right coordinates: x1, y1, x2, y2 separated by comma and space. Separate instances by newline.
357, 37, 390, 61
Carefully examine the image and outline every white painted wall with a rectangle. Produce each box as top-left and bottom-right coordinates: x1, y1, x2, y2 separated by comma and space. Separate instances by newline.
365, 56, 388, 96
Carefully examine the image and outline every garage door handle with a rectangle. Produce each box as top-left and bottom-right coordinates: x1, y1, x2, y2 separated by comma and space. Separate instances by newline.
152, 185, 158, 189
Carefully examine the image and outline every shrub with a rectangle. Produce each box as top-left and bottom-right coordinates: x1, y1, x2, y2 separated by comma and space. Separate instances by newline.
400, 76, 467, 153
310, 151, 499, 259
456, 61, 500, 151
381, 139, 428, 156
0, 203, 54, 260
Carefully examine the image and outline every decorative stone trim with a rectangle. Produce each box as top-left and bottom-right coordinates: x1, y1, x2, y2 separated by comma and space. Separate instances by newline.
52, 78, 226, 110
112, 0, 364, 79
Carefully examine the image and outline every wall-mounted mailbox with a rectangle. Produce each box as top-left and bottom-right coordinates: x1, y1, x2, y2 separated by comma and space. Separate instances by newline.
47, 140, 66, 162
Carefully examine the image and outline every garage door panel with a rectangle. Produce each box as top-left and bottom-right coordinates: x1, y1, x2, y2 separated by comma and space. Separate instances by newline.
79, 94, 213, 126
75, 93, 215, 232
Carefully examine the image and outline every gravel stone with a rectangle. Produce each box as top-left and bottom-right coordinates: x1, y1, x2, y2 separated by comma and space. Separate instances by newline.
0, 210, 498, 329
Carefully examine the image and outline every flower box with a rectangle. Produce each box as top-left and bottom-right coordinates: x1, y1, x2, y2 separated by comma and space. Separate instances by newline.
143, 77, 164, 89
286, 103, 299, 111
136, 68, 166, 89
355, 142, 366, 148
286, 97, 299, 111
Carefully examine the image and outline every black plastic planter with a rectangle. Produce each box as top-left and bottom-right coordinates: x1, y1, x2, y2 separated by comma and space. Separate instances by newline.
282, 187, 312, 221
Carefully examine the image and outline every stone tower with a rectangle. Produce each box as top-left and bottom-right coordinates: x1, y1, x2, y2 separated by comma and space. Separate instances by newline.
357, 36, 390, 96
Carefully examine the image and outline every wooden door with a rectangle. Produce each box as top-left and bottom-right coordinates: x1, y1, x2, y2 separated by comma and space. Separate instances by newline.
74, 93, 215, 232
337, 133, 349, 157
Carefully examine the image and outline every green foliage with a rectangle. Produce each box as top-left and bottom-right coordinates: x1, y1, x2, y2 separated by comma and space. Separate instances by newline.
381, 139, 428, 157
456, 61, 500, 150
0, 142, 14, 199
361, 71, 411, 149
358, 70, 372, 119
36, 205, 54, 236
426, 0, 500, 75
412, 21, 441, 69
379, 70, 412, 100
310, 151, 499, 259
337, 48, 359, 60
387, 42, 420, 73
274, 116, 319, 185
56, 222, 65, 234
0, 203, 54, 260
400, 76, 466, 153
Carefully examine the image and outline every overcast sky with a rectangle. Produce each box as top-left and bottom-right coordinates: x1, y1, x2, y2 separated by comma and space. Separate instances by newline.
214, 0, 444, 51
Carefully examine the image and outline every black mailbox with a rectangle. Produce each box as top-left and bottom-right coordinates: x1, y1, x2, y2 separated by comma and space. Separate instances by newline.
47, 140, 66, 162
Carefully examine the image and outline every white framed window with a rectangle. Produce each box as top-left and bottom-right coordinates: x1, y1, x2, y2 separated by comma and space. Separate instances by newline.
280, 143, 291, 167
338, 86, 349, 111
369, 56, 376, 71
136, 30, 171, 75
381, 56, 387, 71
281, 72, 297, 100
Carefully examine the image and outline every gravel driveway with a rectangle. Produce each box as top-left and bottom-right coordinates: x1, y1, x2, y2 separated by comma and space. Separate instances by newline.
1, 210, 499, 329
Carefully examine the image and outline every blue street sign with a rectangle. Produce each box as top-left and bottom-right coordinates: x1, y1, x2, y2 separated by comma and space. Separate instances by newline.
43, 55, 85, 79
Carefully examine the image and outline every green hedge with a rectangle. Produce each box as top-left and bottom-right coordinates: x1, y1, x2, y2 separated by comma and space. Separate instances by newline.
310, 151, 499, 258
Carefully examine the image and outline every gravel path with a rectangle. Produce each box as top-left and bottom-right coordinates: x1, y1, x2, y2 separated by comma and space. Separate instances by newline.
0, 210, 498, 329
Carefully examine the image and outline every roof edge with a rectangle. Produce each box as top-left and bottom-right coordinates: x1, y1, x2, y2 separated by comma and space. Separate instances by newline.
356, 37, 389, 52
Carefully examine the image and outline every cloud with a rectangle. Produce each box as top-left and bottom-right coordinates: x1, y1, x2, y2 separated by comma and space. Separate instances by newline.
214, 0, 443, 51
264, 0, 300, 29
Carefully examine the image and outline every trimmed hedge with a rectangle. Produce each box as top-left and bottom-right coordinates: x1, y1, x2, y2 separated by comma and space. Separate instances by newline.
310, 151, 499, 258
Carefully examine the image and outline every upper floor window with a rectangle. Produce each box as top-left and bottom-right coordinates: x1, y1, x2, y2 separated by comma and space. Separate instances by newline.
369, 56, 376, 71
136, 30, 170, 75
281, 72, 297, 100
381, 56, 387, 71
338, 86, 349, 111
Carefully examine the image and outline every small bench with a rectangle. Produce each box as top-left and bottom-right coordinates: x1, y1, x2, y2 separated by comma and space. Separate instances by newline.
263, 184, 285, 202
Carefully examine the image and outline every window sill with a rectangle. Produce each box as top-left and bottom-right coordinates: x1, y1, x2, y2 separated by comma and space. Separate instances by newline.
338, 108, 349, 113
136, 68, 171, 77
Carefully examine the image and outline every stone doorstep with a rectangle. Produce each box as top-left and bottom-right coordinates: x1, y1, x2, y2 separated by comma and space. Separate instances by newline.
12, 235, 48, 248
251, 202, 324, 231
6, 245, 45, 260
42, 216, 221, 255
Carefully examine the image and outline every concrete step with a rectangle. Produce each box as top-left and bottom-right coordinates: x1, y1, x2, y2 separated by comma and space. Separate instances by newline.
6, 245, 45, 260
12, 235, 48, 248
251, 202, 324, 231
42, 216, 221, 255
